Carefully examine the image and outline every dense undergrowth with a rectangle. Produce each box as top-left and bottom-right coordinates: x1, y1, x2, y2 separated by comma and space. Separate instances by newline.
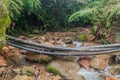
5, 0, 120, 39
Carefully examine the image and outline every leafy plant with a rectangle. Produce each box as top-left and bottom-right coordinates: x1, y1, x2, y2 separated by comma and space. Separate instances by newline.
69, 0, 120, 39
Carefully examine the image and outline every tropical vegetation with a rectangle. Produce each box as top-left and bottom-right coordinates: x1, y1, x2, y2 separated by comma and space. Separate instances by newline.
4, 0, 120, 38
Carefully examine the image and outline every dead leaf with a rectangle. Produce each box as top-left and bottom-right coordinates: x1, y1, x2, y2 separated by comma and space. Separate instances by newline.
0, 55, 7, 66
87, 34, 95, 41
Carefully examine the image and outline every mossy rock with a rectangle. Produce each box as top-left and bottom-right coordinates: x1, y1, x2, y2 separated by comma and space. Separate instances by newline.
22, 66, 35, 76
76, 34, 87, 41
0, 0, 11, 50
46, 64, 61, 75
109, 65, 120, 75
46, 60, 80, 79
27, 34, 36, 38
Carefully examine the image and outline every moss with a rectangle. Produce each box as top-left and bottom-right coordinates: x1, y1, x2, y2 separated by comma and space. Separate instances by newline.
32, 29, 40, 34
76, 34, 87, 41
46, 64, 61, 75
0, 0, 11, 51
27, 34, 37, 38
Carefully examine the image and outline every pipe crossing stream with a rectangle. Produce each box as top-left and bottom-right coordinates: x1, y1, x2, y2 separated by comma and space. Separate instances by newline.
6, 35, 120, 56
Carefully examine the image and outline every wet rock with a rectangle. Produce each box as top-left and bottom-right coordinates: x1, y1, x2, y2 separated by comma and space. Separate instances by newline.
46, 60, 80, 79
7, 54, 27, 66
12, 75, 32, 80
74, 75, 86, 80
77, 68, 104, 80
90, 55, 109, 70
63, 37, 73, 44
22, 66, 35, 76
109, 65, 120, 75
109, 54, 120, 64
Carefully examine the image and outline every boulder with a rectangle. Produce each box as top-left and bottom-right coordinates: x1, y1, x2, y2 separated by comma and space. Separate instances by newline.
90, 55, 109, 70
0, 0, 11, 50
46, 60, 80, 79
109, 65, 120, 75
6, 54, 27, 66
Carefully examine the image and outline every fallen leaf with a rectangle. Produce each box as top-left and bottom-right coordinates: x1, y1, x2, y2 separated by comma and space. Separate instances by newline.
87, 34, 95, 41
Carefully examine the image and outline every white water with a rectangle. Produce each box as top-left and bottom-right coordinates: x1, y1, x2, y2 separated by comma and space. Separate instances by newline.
77, 68, 104, 80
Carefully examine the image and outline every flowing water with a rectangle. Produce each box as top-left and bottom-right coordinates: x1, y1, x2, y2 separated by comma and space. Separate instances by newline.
77, 68, 104, 80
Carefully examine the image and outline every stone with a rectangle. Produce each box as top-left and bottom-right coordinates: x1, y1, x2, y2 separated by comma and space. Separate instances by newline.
0, 55, 7, 66
12, 75, 32, 80
22, 66, 35, 76
109, 65, 120, 75
6, 53, 27, 66
46, 60, 80, 79
74, 75, 86, 80
90, 55, 109, 70
26, 52, 53, 62
77, 68, 104, 80
0, 0, 11, 50
63, 37, 73, 44
76, 34, 87, 42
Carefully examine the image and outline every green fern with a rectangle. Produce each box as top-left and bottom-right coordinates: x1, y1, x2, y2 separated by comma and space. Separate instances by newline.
6, 0, 24, 21
68, 8, 97, 24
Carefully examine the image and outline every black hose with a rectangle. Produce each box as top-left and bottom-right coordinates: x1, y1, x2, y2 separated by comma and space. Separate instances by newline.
7, 42, 120, 56
7, 40, 118, 52
6, 35, 120, 52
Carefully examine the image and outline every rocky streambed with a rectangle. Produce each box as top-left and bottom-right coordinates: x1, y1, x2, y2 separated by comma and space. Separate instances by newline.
1, 42, 120, 80
1, 27, 120, 80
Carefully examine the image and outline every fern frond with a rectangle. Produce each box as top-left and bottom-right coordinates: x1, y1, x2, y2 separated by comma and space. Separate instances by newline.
6, 0, 24, 21
68, 8, 97, 23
